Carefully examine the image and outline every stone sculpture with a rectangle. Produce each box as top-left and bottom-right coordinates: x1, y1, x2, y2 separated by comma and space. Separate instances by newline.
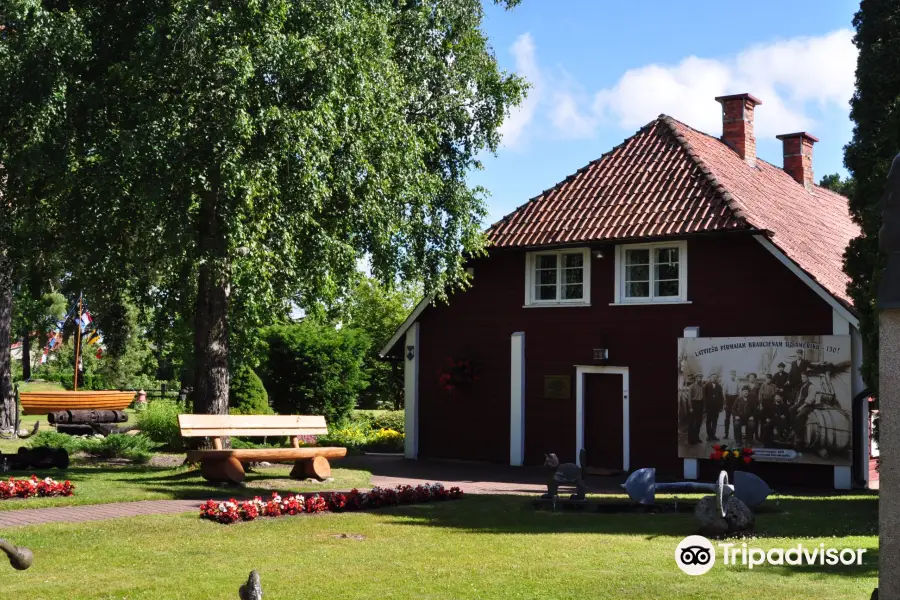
0, 538, 33, 570
542, 449, 587, 500
239, 570, 263, 600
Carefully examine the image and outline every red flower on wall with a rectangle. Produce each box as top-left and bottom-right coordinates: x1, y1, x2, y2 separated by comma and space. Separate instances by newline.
436, 356, 479, 393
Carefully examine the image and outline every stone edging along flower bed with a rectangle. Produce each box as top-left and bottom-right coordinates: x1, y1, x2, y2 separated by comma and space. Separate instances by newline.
200, 483, 464, 524
1, 476, 75, 499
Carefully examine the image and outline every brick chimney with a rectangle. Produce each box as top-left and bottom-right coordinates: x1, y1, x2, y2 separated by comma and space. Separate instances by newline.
775, 132, 818, 190
715, 93, 763, 167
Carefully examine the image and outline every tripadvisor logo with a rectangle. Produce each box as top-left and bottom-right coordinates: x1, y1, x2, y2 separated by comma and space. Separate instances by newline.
675, 536, 867, 575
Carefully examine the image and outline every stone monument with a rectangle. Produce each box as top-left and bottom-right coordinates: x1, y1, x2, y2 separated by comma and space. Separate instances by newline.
878, 152, 900, 600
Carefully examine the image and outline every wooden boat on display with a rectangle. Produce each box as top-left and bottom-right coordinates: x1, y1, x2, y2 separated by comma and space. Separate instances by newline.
19, 390, 135, 415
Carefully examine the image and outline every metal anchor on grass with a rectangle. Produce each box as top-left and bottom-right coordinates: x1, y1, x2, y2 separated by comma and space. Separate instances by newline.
0, 538, 34, 570
622, 468, 773, 517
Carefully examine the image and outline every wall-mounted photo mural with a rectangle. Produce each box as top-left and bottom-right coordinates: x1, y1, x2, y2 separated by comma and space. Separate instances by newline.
677, 335, 852, 466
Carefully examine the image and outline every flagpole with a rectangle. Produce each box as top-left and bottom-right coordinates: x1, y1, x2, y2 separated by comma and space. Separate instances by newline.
73, 293, 82, 392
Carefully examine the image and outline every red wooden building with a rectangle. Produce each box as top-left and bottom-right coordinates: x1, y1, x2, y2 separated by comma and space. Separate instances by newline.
382, 93, 870, 490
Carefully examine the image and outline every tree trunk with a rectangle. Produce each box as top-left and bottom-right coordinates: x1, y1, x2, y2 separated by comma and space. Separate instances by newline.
21, 328, 31, 381
0, 257, 14, 431
191, 188, 231, 448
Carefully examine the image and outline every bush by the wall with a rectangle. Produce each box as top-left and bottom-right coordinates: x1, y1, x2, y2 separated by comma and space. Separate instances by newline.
229, 366, 273, 415
365, 428, 404, 453
260, 322, 369, 425
136, 399, 185, 450
350, 410, 404, 435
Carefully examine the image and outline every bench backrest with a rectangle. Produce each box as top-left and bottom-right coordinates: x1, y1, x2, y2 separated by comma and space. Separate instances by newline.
177, 414, 328, 438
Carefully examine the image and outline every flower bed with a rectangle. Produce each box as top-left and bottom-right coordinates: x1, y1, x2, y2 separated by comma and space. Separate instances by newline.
0, 476, 75, 500
199, 483, 464, 524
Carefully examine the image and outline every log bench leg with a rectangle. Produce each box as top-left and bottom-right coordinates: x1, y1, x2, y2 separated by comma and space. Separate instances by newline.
290, 456, 331, 481
200, 457, 246, 484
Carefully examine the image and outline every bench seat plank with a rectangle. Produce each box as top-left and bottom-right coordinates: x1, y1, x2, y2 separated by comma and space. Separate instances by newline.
186, 447, 347, 462
180, 427, 327, 437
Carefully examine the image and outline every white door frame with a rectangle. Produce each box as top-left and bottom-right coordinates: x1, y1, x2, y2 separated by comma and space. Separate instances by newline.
575, 365, 630, 471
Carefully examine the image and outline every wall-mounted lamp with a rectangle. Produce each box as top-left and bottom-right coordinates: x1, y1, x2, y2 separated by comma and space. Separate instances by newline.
592, 250, 605, 260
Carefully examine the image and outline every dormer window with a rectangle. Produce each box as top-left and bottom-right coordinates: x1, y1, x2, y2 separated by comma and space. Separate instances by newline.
614, 241, 688, 304
524, 248, 591, 307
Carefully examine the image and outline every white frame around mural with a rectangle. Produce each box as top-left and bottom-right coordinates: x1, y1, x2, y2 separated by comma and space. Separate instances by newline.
575, 365, 630, 471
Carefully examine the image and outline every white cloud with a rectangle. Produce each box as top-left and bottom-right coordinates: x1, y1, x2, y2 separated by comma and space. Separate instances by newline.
498, 29, 857, 147
590, 29, 857, 138
499, 33, 542, 149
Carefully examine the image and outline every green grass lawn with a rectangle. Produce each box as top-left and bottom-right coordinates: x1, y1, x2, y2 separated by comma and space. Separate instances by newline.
0, 463, 371, 510
0, 493, 877, 599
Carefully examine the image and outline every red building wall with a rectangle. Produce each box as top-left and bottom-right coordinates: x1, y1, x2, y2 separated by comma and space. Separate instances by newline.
415, 232, 836, 485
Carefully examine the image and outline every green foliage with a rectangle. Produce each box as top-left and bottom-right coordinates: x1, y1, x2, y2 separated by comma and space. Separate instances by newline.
844, 1, 900, 400
28, 431, 157, 463
312, 275, 420, 409
260, 322, 370, 425
136, 400, 185, 451
28, 430, 92, 455
365, 428, 404, 452
318, 426, 370, 451
819, 173, 856, 198
58, 0, 525, 417
229, 366, 273, 415
349, 410, 405, 434
92, 434, 157, 464
11, 358, 23, 383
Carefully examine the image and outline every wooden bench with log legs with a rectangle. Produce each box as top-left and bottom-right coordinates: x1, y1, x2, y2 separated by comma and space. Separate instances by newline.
178, 414, 346, 484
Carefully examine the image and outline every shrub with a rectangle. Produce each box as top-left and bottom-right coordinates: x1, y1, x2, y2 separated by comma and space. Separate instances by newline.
28, 431, 157, 463
229, 366, 273, 415
260, 322, 369, 425
136, 399, 185, 450
351, 410, 404, 435
364, 428, 404, 453
318, 426, 369, 450
94, 434, 157, 463
28, 431, 94, 454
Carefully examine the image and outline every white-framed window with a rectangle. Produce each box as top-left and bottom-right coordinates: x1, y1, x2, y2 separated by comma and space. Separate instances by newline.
524, 247, 591, 306
613, 241, 688, 304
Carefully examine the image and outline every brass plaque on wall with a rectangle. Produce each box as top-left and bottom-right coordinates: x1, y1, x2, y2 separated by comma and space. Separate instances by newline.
544, 375, 571, 399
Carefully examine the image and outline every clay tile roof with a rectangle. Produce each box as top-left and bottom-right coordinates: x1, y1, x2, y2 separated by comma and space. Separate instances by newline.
486, 115, 859, 307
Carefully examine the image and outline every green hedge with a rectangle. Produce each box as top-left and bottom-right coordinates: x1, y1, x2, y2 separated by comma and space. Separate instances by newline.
260, 322, 369, 425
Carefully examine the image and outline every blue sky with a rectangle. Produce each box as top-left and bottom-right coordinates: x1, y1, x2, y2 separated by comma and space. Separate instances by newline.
472, 0, 861, 226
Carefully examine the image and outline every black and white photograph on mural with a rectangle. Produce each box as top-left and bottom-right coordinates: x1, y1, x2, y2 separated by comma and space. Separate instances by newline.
677, 335, 853, 466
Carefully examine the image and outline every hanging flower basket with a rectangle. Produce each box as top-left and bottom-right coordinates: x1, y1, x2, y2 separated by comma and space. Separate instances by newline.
436, 357, 479, 394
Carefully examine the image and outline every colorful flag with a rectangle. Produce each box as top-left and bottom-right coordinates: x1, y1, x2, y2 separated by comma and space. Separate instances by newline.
86, 331, 101, 346
80, 311, 93, 327
40, 350, 48, 365
48, 336, 57, 349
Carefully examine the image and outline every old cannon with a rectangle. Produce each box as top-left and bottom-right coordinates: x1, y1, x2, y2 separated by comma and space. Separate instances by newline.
622, 468, 773, 517
0, 539, 33, 570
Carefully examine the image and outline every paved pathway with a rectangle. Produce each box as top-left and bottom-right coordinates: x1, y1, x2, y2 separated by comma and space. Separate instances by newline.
0, 499, 203, 528
0, 456, 626, 529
